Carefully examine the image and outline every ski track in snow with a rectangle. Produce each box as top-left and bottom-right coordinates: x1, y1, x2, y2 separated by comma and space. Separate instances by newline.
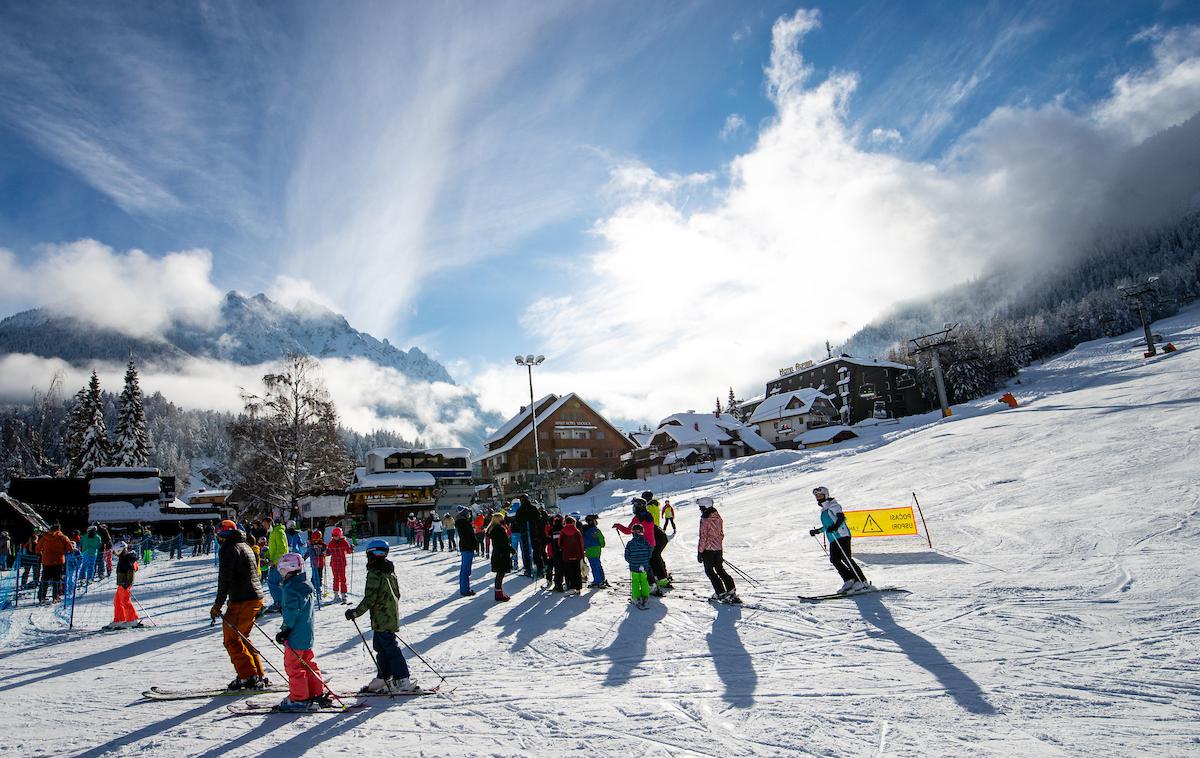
3, 305, 1200, 757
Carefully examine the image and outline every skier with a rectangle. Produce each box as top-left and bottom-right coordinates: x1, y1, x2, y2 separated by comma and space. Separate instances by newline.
35, 523, 72, 604
326, 527, 353, 604
306, 530, 327, 595
454, 506, 478, 597
442, 513, 457, 551
613, 500, 658, 590
661, 499, 676, 534
104, 541, 141, 629
642, 491, 662, 527
285, 521, 305, 555
697, 499, 739, 603
582, 514, 608, 588
79, 525, 103, 585
275, 552, 331, 711
345, 539, 421, 694
210, 520, 268, 690
623, 524, 654, 610
808, 486, 871, 593
488, 512, 512, 602
649, 520, 673, 592
559, 517, 585, 596
544, 514, 565, 591
264, 521, 287, 614
431, 515, 445, 552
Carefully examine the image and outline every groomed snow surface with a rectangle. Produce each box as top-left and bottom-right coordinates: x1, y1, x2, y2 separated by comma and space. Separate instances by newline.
3, 305, 1199, 757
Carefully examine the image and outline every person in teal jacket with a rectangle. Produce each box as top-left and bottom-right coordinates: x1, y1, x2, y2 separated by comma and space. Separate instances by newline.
79, 525, 103, 584
582, 515, 608, 588
264, 522, 288, 614
274, 552, 330, 711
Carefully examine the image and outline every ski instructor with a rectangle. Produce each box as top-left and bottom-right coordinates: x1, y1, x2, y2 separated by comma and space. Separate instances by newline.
808, 487, 872, 594
210, 519, 269, 690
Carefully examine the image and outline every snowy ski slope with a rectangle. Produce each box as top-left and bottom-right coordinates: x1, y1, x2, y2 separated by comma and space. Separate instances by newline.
1, 304, 1198, 757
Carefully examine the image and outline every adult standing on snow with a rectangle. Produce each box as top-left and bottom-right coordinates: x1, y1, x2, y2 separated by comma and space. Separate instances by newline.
36, 524, 73, 603
808, 487, 871, 593
454, 506, 478, 597
210, 520, 268, 689
697, 499, 739, 603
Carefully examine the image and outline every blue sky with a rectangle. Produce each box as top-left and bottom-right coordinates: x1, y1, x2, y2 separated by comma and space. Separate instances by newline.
2, 1, 1199, 431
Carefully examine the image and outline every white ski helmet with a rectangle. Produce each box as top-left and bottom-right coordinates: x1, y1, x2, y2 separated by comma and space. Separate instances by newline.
812, 486, 830, 502
277, 552, 304, 576
112, 541, 128, 555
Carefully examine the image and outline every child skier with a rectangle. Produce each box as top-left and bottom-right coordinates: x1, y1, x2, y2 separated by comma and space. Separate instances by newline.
275, 552, 331, 711
624, 524, 654, 609
307, 530, 327, 596
614, 500, 659, 591
808, 486, 871, 593
104, 541, 141, 629
345, 539, 421, 693
326, 527, 353, 603
662, 500, 676, 534
559, 517, 585, 596
545, 514, 565, 591
582, 514, 608, 588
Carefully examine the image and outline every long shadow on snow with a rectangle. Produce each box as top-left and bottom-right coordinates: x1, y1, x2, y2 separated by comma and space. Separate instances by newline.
852, 594, 995, 715
74, 699, 228, 758
196, 700, 385, 758
0, 625, 216, 688
707, 606, 756, 708
602, 602, 667, 688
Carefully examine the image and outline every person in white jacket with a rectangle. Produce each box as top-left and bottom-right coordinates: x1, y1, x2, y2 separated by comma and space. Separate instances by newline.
808, 487, 872, 593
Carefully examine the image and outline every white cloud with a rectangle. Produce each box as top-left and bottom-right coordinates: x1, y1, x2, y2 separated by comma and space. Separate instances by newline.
468, 10, 1200, 427
1094, 25, 1200, 143
266, 275, 342, 318
869, 127, 904, 146
720, 113, 747, 140
0, 240, 224, 338
0, 352, 480, 446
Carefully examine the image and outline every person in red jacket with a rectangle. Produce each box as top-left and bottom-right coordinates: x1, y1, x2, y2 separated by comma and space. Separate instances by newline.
326, 527, 353, 604
558, 517, 586, 596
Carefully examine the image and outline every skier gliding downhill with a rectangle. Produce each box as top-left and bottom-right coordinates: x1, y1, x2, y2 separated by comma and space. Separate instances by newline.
809, 486, 873, 594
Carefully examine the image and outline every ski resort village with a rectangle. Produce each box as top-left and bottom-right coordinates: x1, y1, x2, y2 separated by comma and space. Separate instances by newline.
1, 2, 1199, 757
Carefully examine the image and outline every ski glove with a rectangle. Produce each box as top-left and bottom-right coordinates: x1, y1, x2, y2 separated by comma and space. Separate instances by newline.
276, 628, 289, 644
808, 528, 820, 536
344, 609, 355, 621
209, 605, 222, 619
697, 552, 704, 563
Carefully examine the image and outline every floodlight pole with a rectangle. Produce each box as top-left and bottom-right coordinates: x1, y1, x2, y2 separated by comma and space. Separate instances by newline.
515, 355, 546, 477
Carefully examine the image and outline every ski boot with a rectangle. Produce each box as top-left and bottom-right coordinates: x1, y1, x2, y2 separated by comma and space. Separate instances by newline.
277, 697, 319, 712
389, 677, 421, 694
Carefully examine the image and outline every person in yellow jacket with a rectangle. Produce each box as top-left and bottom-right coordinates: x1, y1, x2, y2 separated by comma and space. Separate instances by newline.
264, 521, 288, 614
641, 491, 661, 527
661, 499, 676, 534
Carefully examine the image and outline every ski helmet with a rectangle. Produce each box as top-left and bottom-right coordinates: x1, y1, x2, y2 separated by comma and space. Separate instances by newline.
112, 540, 128, 555
218, 519, 238, 537
641, 491, 653, 501
310, 530, 321, 540
631, 523, 645, 534
277, 552, 304, 576
584, 514, 598, 523
569, 511, 582, 521
365, 538, 390, 556
286, 520, 296, 530
812, 486, 830, 502
331, 527, 344, 539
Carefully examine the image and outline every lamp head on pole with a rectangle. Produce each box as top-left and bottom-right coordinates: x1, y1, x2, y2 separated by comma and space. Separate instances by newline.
534, 355, 545, 365
514, 356, 524, 365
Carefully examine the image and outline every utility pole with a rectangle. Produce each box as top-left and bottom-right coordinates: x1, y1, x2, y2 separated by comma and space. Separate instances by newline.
1119, 278, 1159, 357
909, 325, 957, 419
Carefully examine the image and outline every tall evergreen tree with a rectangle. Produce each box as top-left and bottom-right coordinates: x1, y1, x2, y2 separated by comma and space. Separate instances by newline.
715, 397, 723, 417
113, 358, 150, 467
63, 387, 89, 476
727, 387, 743, 422
77, 370, 109, 475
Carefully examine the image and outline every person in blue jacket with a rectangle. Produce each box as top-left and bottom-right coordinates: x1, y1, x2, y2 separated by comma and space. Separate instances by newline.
808, 486, 871, 593
623, 524, 654, 609
274, 552, 331, 711
285, 521, 305, 554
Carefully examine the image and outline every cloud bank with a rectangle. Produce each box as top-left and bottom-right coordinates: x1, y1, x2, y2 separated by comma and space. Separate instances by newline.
470, 11, 1200, 425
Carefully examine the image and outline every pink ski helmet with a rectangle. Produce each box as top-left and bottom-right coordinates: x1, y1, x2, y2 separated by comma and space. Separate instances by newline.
277, 552, 304, 577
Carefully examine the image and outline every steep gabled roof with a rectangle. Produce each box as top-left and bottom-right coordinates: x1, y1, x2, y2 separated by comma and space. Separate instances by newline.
483, 395, 557, 445
749, 388, 835, 424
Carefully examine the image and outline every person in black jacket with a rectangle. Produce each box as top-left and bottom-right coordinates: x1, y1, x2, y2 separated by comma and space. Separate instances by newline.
488, 513, 512, 602
209, 520, 268, 689
454, 506, 478, 597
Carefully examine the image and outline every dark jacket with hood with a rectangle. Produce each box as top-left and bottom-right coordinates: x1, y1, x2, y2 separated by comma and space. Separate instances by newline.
214, 530, 263, 606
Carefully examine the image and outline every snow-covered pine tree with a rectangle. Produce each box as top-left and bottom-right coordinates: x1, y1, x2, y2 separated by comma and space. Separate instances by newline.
715, 397, 722, 417
63, 387, 89, 476
77, 370, 110, 475
113, 358, 150, 467
727, 387, 742, 422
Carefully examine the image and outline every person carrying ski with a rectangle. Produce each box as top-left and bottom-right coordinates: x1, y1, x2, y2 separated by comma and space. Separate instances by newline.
488, 512, 512, 602
697, 498, 739, 603
265, 521, 287, 614
558, 517, 586, 596
210, 520, 268, 690
662, 499, 676, 534
582, 514, 608, 588
346, 539, 421, 694
454, 506, 478, 597
624, 524, 654, 609
808, 486, 871, 593
275, 552, 331, 711
326, 527, 353, 604
105, 540, 141, 629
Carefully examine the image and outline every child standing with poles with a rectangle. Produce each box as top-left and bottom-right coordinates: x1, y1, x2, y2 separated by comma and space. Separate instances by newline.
275, 552, 332, 712
344, 539, 422, 694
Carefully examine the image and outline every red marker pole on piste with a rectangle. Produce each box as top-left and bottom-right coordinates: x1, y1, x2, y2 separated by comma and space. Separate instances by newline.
912, 492, 933, 549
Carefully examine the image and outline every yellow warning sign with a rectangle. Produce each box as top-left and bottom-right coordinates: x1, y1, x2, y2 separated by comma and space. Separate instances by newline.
844, 506, 919, 538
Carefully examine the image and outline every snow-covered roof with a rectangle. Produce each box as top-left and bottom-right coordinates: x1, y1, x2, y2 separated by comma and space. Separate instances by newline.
0, 492, 50, 531
89, 477, 162, 497
748, 388, 835, 424
797, 426, 858, 446
774, 355, 915, 382
478, 394, 576, 460
629, 431, 653, 448
663, 447, 698, 465
483, 395, 556, 445
91, 466, 160, 476
183, 489, 232, 503
651, 412, 775, 455
348, 471, 437, 491
366, 447, 472, 461
88, 500, 211, 523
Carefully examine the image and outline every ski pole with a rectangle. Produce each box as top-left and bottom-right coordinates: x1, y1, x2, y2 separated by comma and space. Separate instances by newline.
723, 560, 761, 587
349, 616, 378, 668
811, 533, 828, 555
131, 593, 158, 626
220, 616, 287, 685
252, 619, 348, 708
394, 631, 446, 686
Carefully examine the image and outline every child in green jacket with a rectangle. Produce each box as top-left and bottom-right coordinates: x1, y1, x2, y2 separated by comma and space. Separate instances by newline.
345, 539, 421, 694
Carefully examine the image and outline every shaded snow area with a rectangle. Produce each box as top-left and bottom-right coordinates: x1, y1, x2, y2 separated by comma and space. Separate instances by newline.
3, 305, 1200, 757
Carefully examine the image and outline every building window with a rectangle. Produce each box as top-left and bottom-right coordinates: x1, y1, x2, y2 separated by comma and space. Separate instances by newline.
596, 430, 605, 440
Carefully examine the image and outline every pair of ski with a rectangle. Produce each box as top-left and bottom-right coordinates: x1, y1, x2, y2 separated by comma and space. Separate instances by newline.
225, 687, 445, 716
797, 587, 909, 602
